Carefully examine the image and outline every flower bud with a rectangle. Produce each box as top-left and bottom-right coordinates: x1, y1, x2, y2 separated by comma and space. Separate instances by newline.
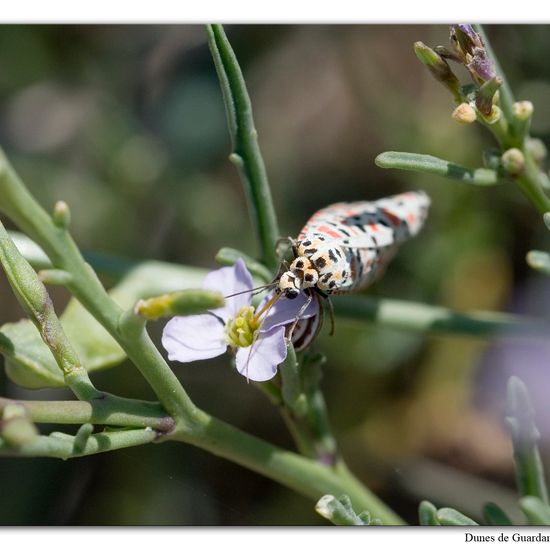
450, 25, 496, 83
52, 200, 71, 229
452, 103, 477, 124
414, 41, 461, 101
502, 148, 525, 176
513, 100, 534, 121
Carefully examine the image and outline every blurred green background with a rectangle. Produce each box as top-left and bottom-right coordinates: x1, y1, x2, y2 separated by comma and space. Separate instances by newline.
1, 24, 550, 525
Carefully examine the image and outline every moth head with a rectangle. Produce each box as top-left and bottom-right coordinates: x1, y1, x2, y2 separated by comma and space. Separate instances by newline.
277, 271, 300, 299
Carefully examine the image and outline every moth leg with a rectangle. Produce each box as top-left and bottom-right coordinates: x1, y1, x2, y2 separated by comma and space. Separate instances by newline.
325, 296, 335, 337
313, 288, 334, 336
288, 291, 314, 342
275, 236, 297, 261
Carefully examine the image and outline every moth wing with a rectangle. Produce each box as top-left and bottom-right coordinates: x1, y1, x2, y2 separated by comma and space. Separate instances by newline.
334, 225, 395, 250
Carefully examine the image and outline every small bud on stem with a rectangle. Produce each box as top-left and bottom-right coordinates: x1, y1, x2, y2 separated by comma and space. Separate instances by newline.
414, 41, 462, 102
52, 200, 71, 229
452, 103, 477, 124
502, 148, 525, 176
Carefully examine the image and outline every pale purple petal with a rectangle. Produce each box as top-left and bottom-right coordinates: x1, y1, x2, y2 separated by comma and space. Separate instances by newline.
259, 291, 320, 332
235, 326, 287, 382
162, 314, 226, 362
203, 258, 254, 322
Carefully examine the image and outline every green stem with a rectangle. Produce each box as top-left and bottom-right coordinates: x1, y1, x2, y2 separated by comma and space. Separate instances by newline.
375, 152, 500, 186
206, 24, 280, 271
473, 25, 516, 130
515, 153, 550, 215
334, 295, 550, 338
0, 149, 198, 425
174, 412, 404, 525
474, 25, 550, 213
0, 428, 158, 459
0, 396, 173, 431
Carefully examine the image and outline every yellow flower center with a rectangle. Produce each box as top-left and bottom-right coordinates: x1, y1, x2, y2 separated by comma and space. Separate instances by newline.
225, 306, 261, 348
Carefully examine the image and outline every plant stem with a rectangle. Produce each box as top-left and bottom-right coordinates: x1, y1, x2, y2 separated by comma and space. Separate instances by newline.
474, 25, 516, 130
516, 153, 550, 214
334, 295, 550, 338
174, 412, 405, 525
206, 24, 280, 271
0, 149, 198, 425
0, 397, 173, 431
474, 25, 550, 214
0, 428, 158, 459
375, 151, 500, 186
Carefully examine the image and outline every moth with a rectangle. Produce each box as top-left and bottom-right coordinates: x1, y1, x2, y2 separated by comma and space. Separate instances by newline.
268, 190, 431, 349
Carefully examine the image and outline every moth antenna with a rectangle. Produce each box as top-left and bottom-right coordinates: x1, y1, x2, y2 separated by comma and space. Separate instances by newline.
224, 281, 277, 300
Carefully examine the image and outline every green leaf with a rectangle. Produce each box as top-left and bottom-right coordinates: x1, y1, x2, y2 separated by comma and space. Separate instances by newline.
216, 247, 274, 283
375, 151, 501, 186
206, 24, 280, 271
418, 500, 440, 525
482, 502, 513, 526
436, 507, 479, 526
2, 262, 209, 389
520, 496, 550, 525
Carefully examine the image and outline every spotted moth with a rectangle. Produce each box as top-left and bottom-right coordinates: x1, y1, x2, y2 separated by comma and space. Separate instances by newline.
268, 190, 431, 348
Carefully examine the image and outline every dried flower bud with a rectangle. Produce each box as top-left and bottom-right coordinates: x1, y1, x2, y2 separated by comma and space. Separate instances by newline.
451, 103, 477, 124
502, 148, 525, 176
450, 25, 496, 83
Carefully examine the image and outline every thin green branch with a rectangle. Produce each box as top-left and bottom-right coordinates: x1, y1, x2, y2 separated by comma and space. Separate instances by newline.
175, 412, 404, 525
0, 149, 198, 425
0, 221, 100, 401
334, 295, 550, 338
0, 427, 158, 459
473, 25, 516, 130
515, 153, 550, 214
206, 24, 280, 271
375, 152, 500, 186
0, 397, 174, 432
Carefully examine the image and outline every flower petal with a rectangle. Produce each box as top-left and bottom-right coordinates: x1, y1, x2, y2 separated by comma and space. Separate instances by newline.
162, 314, 226, 362
235, 326, 287, 382
203, 258, 254, 321
259, 291, 320, 332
